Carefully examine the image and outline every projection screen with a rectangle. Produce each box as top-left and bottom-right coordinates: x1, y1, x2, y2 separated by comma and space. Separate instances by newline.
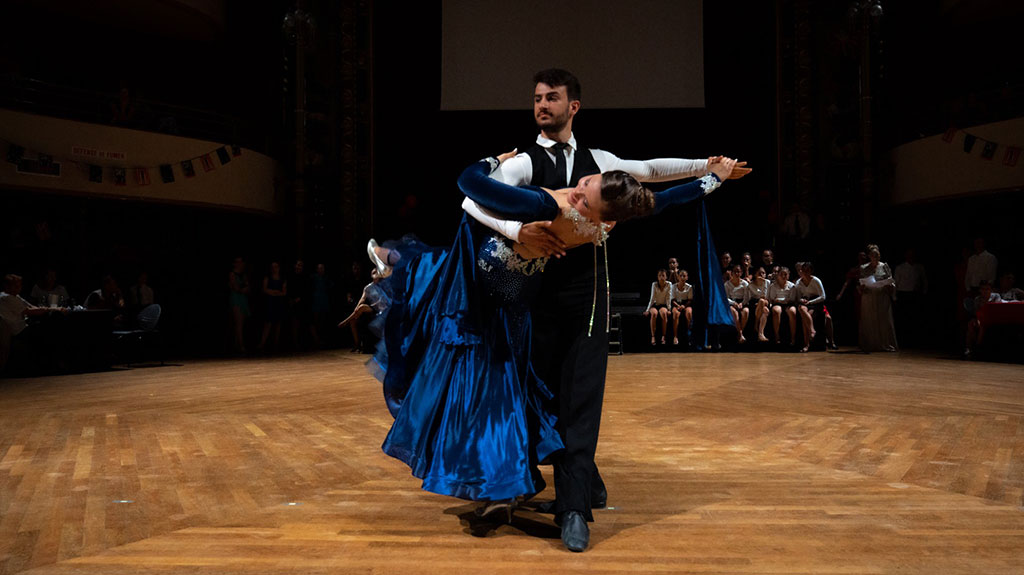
441, 0, 705, 111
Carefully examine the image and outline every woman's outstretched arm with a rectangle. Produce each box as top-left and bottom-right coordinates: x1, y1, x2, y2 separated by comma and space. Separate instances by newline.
457, 160, 559, 223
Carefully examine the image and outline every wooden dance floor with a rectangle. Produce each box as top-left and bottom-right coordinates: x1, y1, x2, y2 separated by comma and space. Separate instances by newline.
1, 350, 1023, 574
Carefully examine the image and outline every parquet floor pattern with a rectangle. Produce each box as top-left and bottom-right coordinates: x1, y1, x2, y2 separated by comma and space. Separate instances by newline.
1, 351, 1022, 574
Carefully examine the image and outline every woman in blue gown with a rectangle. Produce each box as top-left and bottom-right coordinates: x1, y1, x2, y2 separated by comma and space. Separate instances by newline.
370, 155, 737, 505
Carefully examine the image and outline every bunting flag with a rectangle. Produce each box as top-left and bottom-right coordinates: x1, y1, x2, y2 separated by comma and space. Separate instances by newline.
963, 134, 977, 153
981, 141, 997, 160
1005, 146, 1021, 167
942, 127, 957, 143
0, 136, 263, 187
159, 164, 174, 183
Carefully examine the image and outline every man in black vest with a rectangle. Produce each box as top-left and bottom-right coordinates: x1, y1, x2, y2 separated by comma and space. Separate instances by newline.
483, 69, 748, 552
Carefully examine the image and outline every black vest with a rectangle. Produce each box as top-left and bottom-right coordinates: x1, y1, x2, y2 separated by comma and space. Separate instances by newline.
524, 142, 605, 309
523, 143, 600, 188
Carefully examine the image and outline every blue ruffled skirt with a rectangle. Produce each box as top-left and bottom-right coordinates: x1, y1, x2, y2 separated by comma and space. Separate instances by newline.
371, 227, 562, 501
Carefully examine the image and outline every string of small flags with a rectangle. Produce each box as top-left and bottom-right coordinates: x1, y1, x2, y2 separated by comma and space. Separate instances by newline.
3, 136, 243, 185
941, 127, 1020, 167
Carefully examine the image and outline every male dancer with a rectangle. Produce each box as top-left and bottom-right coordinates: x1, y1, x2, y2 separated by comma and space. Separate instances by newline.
468, 69, 748, 552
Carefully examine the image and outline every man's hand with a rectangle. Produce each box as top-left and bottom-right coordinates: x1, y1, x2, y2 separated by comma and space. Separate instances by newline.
709, 156, 752, 179
519, 221, 567, 258
496, 149, 518, 164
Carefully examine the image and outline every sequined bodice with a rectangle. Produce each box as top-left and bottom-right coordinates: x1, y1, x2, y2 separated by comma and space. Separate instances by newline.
477, 235, 547, 307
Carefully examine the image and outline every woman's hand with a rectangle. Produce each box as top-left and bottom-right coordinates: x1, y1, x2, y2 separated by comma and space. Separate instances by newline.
496, 149, 518, 164
709, 157, 738, 182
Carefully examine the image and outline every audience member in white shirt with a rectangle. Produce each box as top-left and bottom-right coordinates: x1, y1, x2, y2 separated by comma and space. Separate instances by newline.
965, 237, 998, 292
1, 274, 65, 372
746, 267, 771, 342
795, 262, 827, 352
643, 269, 672, 345
724, 264, 750, 344
670, 269, 694, 346
768, 267, 797, 345
29, 269, 70, 307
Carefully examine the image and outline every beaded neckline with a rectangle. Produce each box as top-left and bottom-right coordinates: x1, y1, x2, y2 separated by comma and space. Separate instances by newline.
563, 206, 611, 246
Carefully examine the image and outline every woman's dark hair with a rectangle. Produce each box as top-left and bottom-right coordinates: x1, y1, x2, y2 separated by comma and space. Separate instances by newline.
533, 68, 581, 101
599, 170, 654, 222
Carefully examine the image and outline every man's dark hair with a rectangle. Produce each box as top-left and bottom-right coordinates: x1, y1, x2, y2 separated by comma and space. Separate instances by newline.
533, 68, 581, 101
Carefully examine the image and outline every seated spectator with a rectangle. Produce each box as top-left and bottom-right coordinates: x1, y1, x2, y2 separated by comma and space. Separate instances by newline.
768, 266, 797, 345
30, 268, 70, 307
85, 275, 127, 327
747, 266, 771, 342
1, 274, 66, 372
338, 268, 391, 352
795, 262, 826, 352
720, 251, 732, 282
760, 249, 778, 281
724, 263, 750, 344
740, 252, 753, 281
644, 269, 672, 345
998, 272, 1024, 301
667, 257, 680, 283
965, 281, 1003, 358
126, 271, 155, 313
670, 269, 694, 346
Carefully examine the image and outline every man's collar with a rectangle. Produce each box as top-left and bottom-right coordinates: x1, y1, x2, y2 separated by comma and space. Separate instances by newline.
536, 133, 577, 151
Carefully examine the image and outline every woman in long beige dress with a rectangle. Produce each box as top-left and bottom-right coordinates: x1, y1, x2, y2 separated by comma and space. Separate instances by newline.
858, 244, 898, 352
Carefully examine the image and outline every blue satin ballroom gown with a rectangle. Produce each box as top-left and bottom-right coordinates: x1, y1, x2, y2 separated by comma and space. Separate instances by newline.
372, 160, 730, 502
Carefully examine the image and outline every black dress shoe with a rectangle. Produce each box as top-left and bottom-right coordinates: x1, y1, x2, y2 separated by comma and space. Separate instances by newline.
560, 511, 589, 552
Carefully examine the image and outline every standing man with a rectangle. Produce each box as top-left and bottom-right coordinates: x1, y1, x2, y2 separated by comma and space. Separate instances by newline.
469, 69, 748, 552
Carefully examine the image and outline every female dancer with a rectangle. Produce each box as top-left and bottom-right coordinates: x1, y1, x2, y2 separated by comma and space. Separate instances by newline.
370, 154, 736, 510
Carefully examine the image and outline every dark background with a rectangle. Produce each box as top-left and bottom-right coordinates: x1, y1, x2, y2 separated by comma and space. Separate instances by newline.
2, 0, 1022, 355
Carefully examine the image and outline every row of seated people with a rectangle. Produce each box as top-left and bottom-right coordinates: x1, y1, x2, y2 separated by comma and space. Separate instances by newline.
0, 272, 155, 374
643, 262, 835, 352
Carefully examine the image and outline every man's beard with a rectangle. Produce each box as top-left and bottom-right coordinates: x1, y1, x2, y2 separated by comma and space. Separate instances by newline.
536, 111, 569, 132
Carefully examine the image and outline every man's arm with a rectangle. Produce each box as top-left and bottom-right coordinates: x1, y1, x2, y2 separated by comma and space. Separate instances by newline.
488, 153, 533, 186
591, 149, 707, 182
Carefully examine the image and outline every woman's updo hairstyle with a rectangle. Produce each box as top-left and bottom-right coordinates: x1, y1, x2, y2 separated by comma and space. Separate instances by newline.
599, 170, 655, 222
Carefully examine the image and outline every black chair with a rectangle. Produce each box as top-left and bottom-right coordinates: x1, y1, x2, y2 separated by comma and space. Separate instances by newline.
113, 304, 163, 366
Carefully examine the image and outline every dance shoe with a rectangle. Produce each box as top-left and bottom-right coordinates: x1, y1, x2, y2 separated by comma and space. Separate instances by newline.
475, 498, 516, 523
560, 511, 589, 552
366, 239, 392, 278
